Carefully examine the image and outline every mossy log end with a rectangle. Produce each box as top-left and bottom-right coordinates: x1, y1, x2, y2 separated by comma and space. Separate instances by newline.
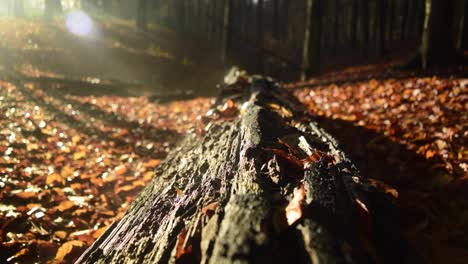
76, 73, 418, 264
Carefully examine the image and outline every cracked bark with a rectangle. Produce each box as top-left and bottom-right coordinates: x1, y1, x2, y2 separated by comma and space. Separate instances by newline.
76, 74, 418, 264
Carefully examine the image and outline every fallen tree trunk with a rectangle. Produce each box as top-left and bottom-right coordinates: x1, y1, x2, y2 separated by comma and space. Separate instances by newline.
76, 71, 418, 264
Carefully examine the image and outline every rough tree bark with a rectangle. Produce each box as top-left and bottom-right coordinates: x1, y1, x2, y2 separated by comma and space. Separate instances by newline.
76, 70, 417, 264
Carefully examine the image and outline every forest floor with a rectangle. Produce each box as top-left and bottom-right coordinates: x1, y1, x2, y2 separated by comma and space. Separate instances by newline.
0, 17, 467, 263
290, 68, 468, 264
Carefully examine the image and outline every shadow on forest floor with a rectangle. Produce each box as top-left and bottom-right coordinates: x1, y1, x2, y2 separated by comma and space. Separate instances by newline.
314, 115, 468, 264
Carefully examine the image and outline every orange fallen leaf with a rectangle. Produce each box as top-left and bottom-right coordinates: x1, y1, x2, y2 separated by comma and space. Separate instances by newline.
144, 159, 161, 168
285, 185, 306, 225
143, 171, 153, 181
46, 173, 64, 186
218, 99, 239, 118
114, 164, 128, 176
14, 191, 37, 200
176, 229, 192, 259
54, 155, 66, 164
201, 202, 219, 216
73, 151, 86, 160
368, 179, 399, 199
55, 240, 87, 262
69, 229, 94, 245
57, 200, 75, 212
116, 185, 135, 195
71, 135, 81, 144
54, 231, 67, 240
93, 226, 109, 239
426, 150, 436, 159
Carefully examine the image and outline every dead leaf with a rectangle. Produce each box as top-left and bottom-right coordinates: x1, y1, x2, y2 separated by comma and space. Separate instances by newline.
175, 229, 192, 259
14, 191, 37, 200
285, 185, 306, 225
368, 178, 399, 199
55, 240, 86, 262
92, 226, 109, 239
46, 173, 64, 186
57, 200, 75, 212
54, 231, 67, 240
114, 164, 128, 176
426, 150, 436, 159
73, 151, 86, 160
201, 202, 218, 217
144, 159, 161, 168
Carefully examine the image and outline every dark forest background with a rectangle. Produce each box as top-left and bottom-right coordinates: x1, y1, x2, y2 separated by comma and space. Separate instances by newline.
3, 0, 467, 81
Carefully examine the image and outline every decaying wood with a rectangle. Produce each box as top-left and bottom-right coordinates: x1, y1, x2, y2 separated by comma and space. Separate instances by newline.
76, 70, 418, 264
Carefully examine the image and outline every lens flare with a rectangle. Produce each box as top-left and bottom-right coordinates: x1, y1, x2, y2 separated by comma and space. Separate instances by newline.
65, 11, 94, 36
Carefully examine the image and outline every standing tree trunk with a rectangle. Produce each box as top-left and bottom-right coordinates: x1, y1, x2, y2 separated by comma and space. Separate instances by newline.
281, 0, 290, 41
350, 0, 359, 49
462, 0, 468, 49
14, 0, 24, 18
388, 0, 395, 43
221, 0, 232, 63
302, 0, 322, 80
456, 0, 467, 49
273, 0, 280, 39
360, 0, 369, 54
256, 0, 264, 73
375, 0, 387, 56
75, 72, 418, 264
136, 0, 148, 31
332, 0, 339, 54
410, 0, 460, 68
401, 0, 410, 39
44, 0, 62, 21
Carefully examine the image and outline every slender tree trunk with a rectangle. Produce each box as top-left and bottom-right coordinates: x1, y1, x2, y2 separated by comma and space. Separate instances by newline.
456, 0, 467, 49
136, 0, 148, 31
44, 0, 62, 21
360, 0, 369, 54
273, 0, 280, 39
14, 0, 24, 18
256, 0, 264, 73
221, 0, 232, 63
332, 0, 339, 54
302, 0, 322, 79
408, 0, 460, 68
401, 0, 410, 39
350, 0, 359, 49
463, 0, 468, 49
388, 0, 395, 43
376, 0, 387, 56
281, 0, 290, 41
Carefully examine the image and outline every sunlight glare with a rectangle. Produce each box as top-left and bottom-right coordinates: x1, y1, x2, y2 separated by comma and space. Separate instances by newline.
65, 10, 94, 36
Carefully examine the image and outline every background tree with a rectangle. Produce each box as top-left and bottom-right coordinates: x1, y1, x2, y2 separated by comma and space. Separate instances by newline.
136, 0, 148, 31
44, 0, 63, 21
413, 0, 461, 68
14, 0, 24, 18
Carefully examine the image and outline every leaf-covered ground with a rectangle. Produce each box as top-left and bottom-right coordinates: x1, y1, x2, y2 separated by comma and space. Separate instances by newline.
0, 16, 467, 264
291, 70, 468, 263
0, 80, 211, 263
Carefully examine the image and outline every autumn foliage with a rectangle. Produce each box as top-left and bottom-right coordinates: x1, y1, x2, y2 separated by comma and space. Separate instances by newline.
0, 81, 211, 263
